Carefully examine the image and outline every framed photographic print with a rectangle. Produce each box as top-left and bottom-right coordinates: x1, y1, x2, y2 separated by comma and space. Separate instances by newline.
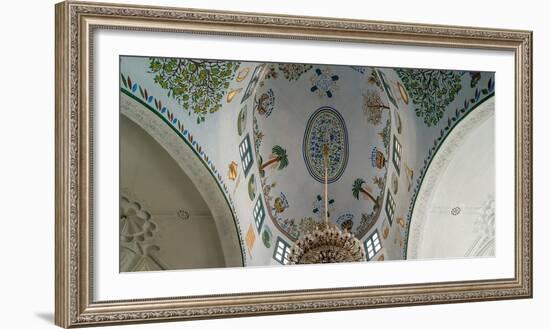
55, 1, 532, 327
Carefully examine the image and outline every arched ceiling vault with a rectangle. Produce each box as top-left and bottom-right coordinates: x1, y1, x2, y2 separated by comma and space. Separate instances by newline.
406, 97, 495, 259
121, 93, 244, 268
251, 65, 392, 242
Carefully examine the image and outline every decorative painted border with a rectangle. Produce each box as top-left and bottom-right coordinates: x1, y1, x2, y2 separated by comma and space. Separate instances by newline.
120, 74, 248, 265
55, 2, 532, 327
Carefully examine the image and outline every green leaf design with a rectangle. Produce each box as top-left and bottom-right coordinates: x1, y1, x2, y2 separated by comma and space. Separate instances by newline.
148, 57, 239, 124
396, 69, 462, 127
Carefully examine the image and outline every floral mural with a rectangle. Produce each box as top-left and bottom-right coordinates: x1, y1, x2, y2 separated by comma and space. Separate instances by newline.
262, 63, 314, 83
302, 107, 349, 184
363, 90, 390, 126
149, 57, 239, 123
121, 55, 496, 269
395, 68, 462, 127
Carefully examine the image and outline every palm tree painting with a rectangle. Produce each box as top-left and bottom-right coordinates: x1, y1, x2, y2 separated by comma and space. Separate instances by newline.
352, 178, 379, 209
259, 145, 288, 176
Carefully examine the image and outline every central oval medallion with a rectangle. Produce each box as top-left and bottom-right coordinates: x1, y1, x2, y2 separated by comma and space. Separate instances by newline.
303, 107, 349, 183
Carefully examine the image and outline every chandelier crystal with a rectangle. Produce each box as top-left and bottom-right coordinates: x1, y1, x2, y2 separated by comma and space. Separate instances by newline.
289, 144, 366, 264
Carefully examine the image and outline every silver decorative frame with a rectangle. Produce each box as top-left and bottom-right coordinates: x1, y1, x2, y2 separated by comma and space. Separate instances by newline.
55, 1, 532, 327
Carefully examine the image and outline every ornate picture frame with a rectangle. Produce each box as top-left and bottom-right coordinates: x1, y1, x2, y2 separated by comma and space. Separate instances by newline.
55, 1, 532, 327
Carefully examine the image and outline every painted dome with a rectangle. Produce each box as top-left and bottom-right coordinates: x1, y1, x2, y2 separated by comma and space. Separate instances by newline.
120, 55, 496, 267
252, 64, 392, 241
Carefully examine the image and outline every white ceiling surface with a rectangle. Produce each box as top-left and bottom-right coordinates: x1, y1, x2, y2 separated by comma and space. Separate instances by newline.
120, 87, 246, 268
121, 116, 212, 217
410, 100, 495, 259
120, 115, 226, 270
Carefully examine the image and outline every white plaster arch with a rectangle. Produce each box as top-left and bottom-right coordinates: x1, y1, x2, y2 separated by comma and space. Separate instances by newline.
407, 97, 495, 259
121, 92, 244, 267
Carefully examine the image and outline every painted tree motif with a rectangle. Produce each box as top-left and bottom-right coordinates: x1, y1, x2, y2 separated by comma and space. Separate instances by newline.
278, 63, 313, 81
357, 212, 377, 236
252, 116, 264, 154
352, 178, 379, 206
260, 63, 313, 87
259, 145, 288, 176
280, 217, 317, 239
149, 57, 239, 123
363, 90, 390, 125
379, 119, 391, 150
395, 68, 462, 127
373, 176, 385, 190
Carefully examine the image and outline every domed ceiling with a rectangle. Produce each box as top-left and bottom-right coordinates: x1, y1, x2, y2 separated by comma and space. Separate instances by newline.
120, 56, 495, 269
252, 65, 391, 241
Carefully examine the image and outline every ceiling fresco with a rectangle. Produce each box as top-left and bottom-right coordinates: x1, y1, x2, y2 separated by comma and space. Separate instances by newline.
119, 55, 495, 269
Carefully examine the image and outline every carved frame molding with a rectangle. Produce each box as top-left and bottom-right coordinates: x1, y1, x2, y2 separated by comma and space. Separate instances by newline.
55, 1, 532, 327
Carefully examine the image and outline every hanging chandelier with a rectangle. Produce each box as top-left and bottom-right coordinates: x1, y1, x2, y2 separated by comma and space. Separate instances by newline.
289, 144, 366, 264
